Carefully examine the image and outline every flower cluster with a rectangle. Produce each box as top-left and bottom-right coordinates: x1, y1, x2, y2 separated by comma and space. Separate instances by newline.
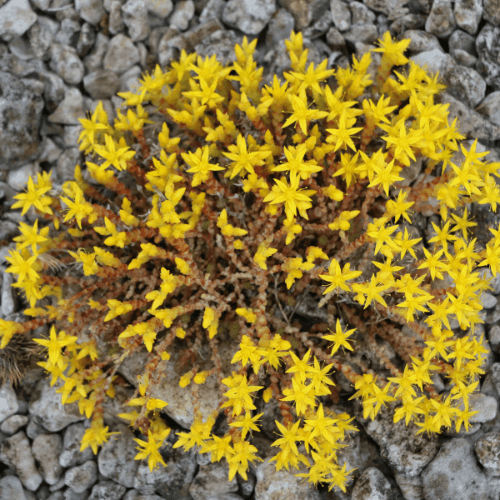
1, 31, 499, 492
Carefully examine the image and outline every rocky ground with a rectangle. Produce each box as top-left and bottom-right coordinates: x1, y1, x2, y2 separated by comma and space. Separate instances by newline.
2, 0, 500, 499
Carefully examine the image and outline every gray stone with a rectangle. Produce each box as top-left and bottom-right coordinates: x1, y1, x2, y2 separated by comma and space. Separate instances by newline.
484, 0, 500, 27
343, 23, 378, 44
54, 18, 81, 46
358, 404, 439, 477
63, 125, 83, 148
222, 0, 276, 35
0, 72, 44, 170
439, 92, 500, 142
350, 1, 375, 24
1, 270, 16, 317
133, 443, 197, 499
449, 29, 477, 67
0, 381, 19, 424
97, 423, 139, 489
330, 0, 351, 31
39, 70, 66, 112
76, 0, 106, 25
476, 91, 500, 126
425, 0, 456, 37
481, 292, 498, 309
26, 417, 46, 441
454, 0, 482, 34
28, 378, 86, 432
0, 415, 28, 435
59, 423, 95, 469
83, 70, 121, 99
28, 17, 57, 60
103, 34, 140, 74
489, 325, 500, 351
48, 88, 85, 125
84, 32, 109, 72
476, 23, 500, 90
412, 50, 485, 108
56, 148, 82, 182
475, 431, 500, 475
394, 473, 423, 500
422, 438, 488, 500
302, 12, 332, 39
119, 64, 142, 93
278, 0, 329, 30
64, 461, 98, 494
169, 0, 195, 31
326, 27, 346, 51
32, 434, 63, 485
88, 481, 127, 500
193, 29, 239, 66
189, 462, 239, 500
199, 0, 226, 23
142, 0, 172, 17
76, 22, 97, 57
49, 44, 85, 85
351, 467, 397, 500
403, 29, 443, 53
9, 37, 35, 60
254, 458, 321, 500
0, 0, 37, 41
109, 0, 125, 35
122, 0, 150, 41
157, 17, 222, 66
0, 476, 26, 500
265, 8, 294, 47
0, 431, 43, 491
459, 393, 498, 423
40, 137, 62, 163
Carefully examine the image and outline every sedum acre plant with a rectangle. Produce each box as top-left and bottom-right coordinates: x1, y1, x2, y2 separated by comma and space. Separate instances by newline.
2, 30, 500, 492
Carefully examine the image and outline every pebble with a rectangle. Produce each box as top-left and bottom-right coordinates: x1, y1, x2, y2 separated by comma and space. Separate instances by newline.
0, 381, 19, 424
83, 69, 121, 99
475, 431, 500, 475
48, 88, 86, 125
169, 0, 195, 31
64, 460, 98, 493
254, 458, 321, 500
0, 475, 27, 500
330, 0, 351, 32
121, 0, 150, 42
454, 0, 482, 34
460, 393, 498, 423
32, 434, 63, 485
358, 404, 439, 477
0, 72, 45, 170
351, 467, 396, 500
422, 438, 488, 500
425, 0, 456, 38
0, 270, 16, 317
0, 0, 37, 41
189, 462, 239, 500
49, 44, 85, 85
0, 431, 43, 491
481, 292, 498, 309
0, 414, 28, 435
88, 481, 127, 500
103, 34, 140, 74
222, 0, 277, 35
97, 423, 139, 488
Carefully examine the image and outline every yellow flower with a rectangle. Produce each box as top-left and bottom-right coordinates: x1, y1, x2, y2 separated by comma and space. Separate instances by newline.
80, 418, 120, 455
323, 319, 356, 355
12, 175, 53, 215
